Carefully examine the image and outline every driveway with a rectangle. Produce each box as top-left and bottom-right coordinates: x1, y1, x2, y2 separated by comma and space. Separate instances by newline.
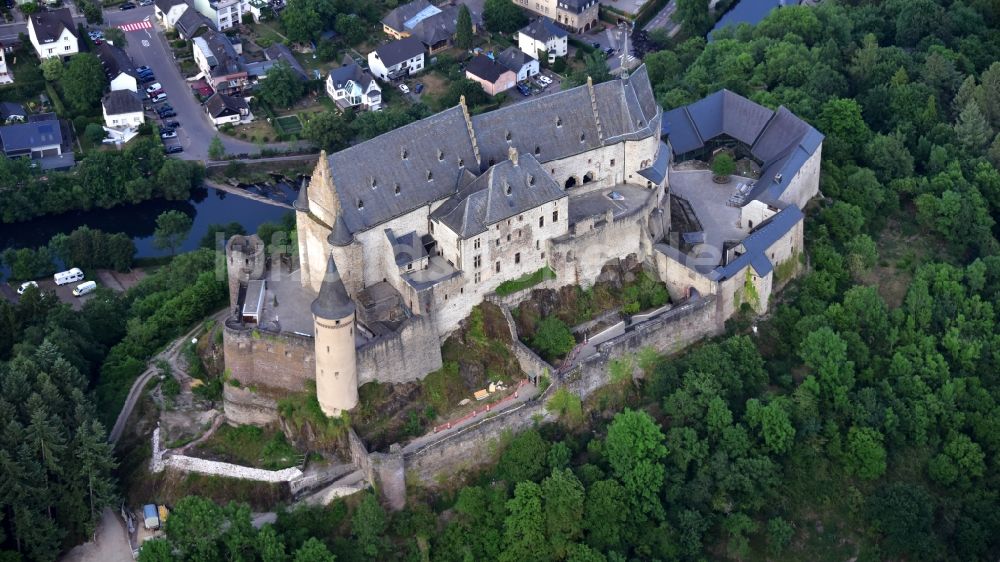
101, 6, 262, 161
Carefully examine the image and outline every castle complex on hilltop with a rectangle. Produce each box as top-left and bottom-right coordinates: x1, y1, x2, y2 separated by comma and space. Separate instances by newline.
222, 67, 823, 425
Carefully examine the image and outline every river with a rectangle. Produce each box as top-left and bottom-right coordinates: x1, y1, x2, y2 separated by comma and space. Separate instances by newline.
0, 183, 295, 260
709, 0, 802, 39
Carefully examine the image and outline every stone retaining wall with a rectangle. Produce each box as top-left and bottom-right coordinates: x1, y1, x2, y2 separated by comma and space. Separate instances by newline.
150, 427, 304, 483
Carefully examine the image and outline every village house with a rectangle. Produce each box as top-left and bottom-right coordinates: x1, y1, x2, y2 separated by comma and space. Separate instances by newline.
102, 90, 144, 130
465, 54, 516, 95
327, 56, 382, 112
204, 91, 251, 126
192, 0, 250, 31
0, 50, 12, 85
517, 18, 568, 60
0, 117, 74, 169
367, 37, 425, 82
381, 0, 481, 55
512, 0, 598, 33
193, 29, 248, 94
96, 43, 139, 93
496, 47, 539, 81
27, 8, 78, 60
154, 0, 190, 29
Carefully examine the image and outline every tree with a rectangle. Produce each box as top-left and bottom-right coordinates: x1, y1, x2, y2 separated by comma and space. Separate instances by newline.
955, 100, 993, 152
157, 158, 200, 200
745, 399, 796, 454
259, 62, 306, 109
676, 0, 712, 37
292, 538, 335, 562
351, 494, 387, 558
62, 53, 106, 113
84, 122, 106, 144
497, 429, 550, 483
483, 0, 526, 33
711, 153, 736, 178
818, 98, 871, 161
583, 479, 627, 551
164, 496, 224, 560
40, 57, 63, 81
208, 136, 226, 160
334, 13, 367, 46
281, 0, 322, 43
302, 112, 353, 151
104, 27, 127, 48
153, 210, 193, 256
455, 4, 473, 50
866, 483, 937, 559
864, 132, 914, 182
844, 426, 886, 480
541, 469, 585, 558
531, 317, 575, 361
201, 222, 247, 249
604, 409, 667, 520
500, 481, 546, 562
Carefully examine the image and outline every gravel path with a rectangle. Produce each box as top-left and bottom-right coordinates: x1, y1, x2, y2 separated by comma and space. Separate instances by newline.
59, 509, 133, 562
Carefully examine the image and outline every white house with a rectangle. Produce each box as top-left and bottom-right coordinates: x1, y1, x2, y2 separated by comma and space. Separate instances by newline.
96, 43, 138, 92
496, 47, 539, 82
204, 92, 252, 126
0, 50, 12, 85
517, 18, 568, 60
27, 8, 78, 60
192, 0, 249, 30
102, 90, 144, 130
154, 0, 190, 29
367, 37, 425, 82
327, 56, 382, 112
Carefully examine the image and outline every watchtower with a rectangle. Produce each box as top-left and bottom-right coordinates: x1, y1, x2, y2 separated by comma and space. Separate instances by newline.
311, 255, 359, 416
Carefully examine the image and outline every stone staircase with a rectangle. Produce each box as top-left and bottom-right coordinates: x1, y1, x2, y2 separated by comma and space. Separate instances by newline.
297, 469, 369, 506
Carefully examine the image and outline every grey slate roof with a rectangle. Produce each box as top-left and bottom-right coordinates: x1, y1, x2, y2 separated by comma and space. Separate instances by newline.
311, 256, 355, 320
175, 7, 209, 38
431, 151, 566, 238
496, 47, 535, 73
519, 18, 567, 42
710, 205, 803, 281
0, 120, 62, 152
319, 65, 659, 237
264, 43, 308, 80
204, 92, 248, 117
102, 90, 142, 115
638, 141, 669, 185
154, 0, 186, 12
386, 229, 428, 266
466, 54, 512, 83
329, 55, 375, 90
374, 37, 425, 68
29, 8, 75, 42
200, 29, 244, 77
96, 42, 136, 80
382, 0, 436, 31
664, 89, 823, 206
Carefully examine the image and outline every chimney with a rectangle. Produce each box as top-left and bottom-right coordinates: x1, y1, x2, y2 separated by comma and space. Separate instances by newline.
508, 146, 518, 166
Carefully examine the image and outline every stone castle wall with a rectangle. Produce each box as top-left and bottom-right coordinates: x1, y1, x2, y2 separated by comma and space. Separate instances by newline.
357, 314, 444, 385
223, 325, 315, 392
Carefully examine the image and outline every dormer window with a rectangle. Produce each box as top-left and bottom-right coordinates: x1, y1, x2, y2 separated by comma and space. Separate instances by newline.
458, 157, 464, 167
556, 117, 562, 127
401, 148, 408, 160
527, 175, 535, 186
357, 199, 364, 209
505, 183, 512, 195
370, 177, 377, 189
534, 146, 540, 155
437, 149, 444, 161
394, 183, 401, 195
505, 130, 511, 141
580, 133, 585, 143
426, 170, 433, 181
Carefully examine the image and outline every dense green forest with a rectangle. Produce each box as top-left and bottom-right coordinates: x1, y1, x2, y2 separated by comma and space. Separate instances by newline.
132, 1, 1000, 561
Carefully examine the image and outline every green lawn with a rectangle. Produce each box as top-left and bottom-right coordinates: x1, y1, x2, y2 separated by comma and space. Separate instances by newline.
274, 114, 303, 134
496, 266, 557, 296
194, 425, 301, 470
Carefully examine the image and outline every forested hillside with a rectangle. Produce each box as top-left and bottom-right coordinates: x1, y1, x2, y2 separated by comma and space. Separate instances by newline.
134, 1, 1000, 561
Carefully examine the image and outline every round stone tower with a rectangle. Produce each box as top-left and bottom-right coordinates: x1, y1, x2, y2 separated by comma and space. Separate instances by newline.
225, 234, 265, 311
311, 255, 358, 416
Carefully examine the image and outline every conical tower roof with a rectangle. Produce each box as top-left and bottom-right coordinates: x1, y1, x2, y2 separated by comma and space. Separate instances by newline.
293, 178, 309, 211
327, 208, 354, 246
311, 255, 355, 320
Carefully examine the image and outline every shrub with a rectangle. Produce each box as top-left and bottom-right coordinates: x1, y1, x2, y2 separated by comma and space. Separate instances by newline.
531, 317, 575, 361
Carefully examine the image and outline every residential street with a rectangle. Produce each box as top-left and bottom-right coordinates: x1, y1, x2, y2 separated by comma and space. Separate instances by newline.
644, 0, 681, 35
101, 6, 264, 160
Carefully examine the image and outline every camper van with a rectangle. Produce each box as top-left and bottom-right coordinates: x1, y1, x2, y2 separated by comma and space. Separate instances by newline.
72, 281, 97, 297
54, 268, 84, 285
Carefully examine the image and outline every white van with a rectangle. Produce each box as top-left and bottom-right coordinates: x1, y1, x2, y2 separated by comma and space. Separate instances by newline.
54, 268, 84, 285
72, 281, 97, 297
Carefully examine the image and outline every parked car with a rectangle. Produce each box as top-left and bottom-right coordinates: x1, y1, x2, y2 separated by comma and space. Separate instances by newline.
156, 104, 173, 113
136, 65, 151, 74
88, 30, 103, 40
158, 110, 177, 118
398, 83, 410, 94
139, 0, 153, 5
591, 41, 601, 49
145, 83, 162, 94
72, 281, 97, 297
164, 120, 180, 128
119, 2, 136, 9
140, 75, 156, 84
537, 75, 552, 86
517, 83, 531, 96
604, 47, 615, 57
164, 145, 184, 154
137, 69, 154, 78
150, 93, 167, 103
17, 281, 38, 295
414, 82, 424, 94
160, 130, 177, 139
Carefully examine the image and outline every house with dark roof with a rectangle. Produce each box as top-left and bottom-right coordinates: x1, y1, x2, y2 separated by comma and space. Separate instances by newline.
263, 44, 308, 81
517, 18, 568, 59
155, 0, 190, 29
27, 8, 78, 60
175, 6, 211, 39
382, 0, 481, 55
204, 92, 251, 126
102, 90, 144, 130
193, 29, 248, 94
0, 102, 26, 124
0, 120, 74, 169
367, 37, 425, 82
326, 55, 381, 112
96, 43, 138, 93
465, 54, 516, 96
496, 47, 538, 81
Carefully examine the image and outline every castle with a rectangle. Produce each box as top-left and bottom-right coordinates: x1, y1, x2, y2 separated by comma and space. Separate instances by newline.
222, 67, 823, 425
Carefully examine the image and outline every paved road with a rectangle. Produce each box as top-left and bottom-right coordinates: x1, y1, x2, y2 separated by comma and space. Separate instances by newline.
59, 508, 133, 562
571, 25, 636, 74
101, 6, 262, 160
644, 0, 681, 35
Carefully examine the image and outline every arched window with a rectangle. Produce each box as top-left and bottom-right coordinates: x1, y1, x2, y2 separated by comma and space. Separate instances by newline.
565, 176, 577, 189
582, 171, 594, 184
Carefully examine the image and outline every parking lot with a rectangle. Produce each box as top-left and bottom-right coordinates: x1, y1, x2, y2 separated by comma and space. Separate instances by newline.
3, 269, 146, 310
